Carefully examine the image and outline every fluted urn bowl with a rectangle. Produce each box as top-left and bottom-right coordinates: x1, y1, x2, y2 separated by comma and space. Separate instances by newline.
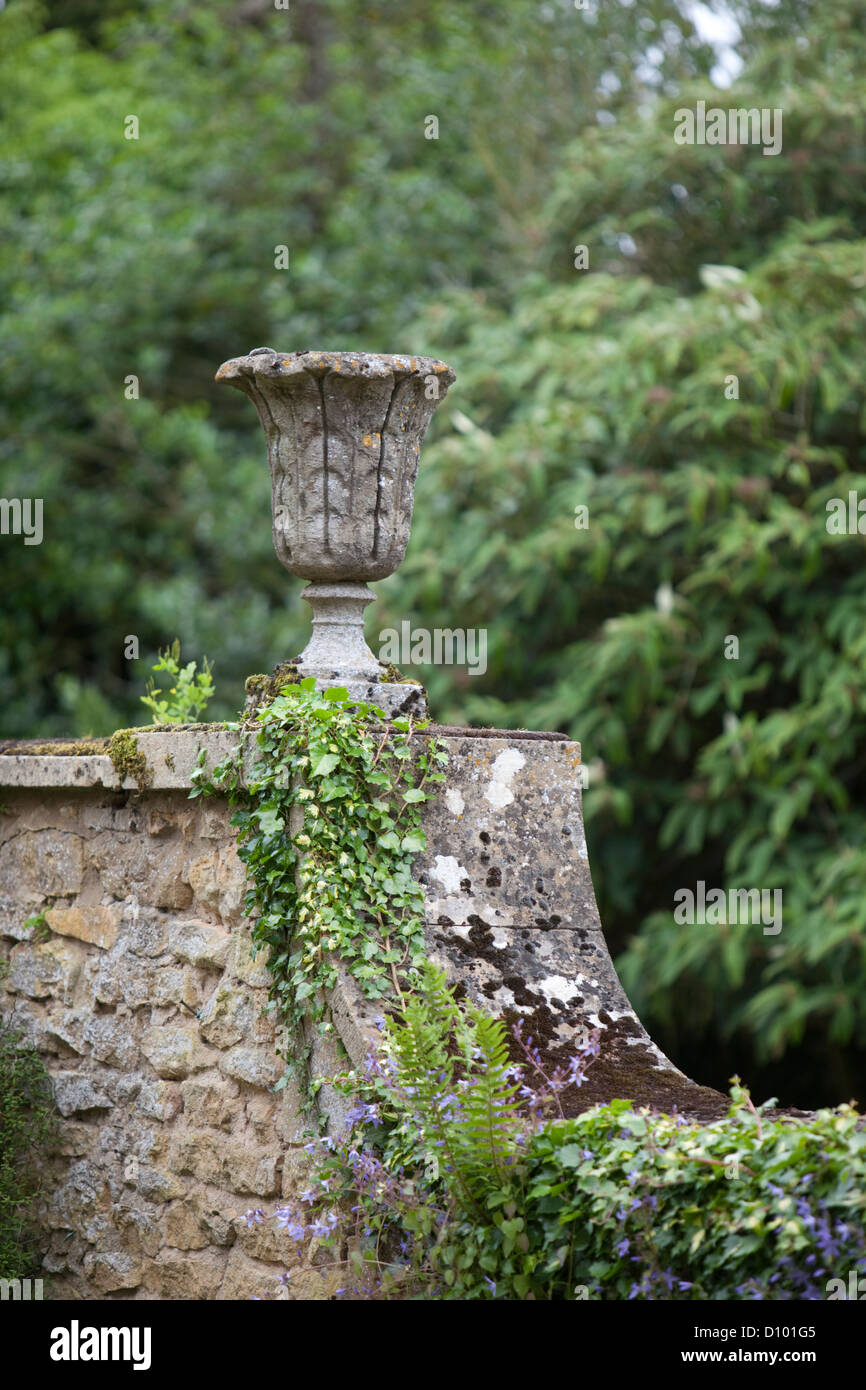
216, 348, 455, 582
216, 347, 455, 700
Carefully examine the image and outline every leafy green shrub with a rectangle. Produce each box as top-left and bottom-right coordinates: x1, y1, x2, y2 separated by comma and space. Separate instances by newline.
487, 1088, 866, 1301
0, 1023, 56, 1280
141, 639, 214, 725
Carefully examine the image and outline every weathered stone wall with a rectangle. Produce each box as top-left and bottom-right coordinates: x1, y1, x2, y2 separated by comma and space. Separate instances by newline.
0, 725, 725, 1300
0, 784, 337, 1301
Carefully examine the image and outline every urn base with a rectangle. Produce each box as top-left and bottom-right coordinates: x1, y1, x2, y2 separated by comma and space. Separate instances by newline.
243, 662, 428, 721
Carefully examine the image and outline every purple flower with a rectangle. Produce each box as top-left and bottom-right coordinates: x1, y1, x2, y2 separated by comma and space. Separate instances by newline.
274, 1208, 307, 1241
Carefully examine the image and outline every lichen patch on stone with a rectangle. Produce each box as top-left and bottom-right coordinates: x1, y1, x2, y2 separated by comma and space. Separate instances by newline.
430, 854, 470, 895
483, 749, 525, 808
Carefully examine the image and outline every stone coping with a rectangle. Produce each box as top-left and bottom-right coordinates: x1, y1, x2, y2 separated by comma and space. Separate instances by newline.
0, 726, 575, 790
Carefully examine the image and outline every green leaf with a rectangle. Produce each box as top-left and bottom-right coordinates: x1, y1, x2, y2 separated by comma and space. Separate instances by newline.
311, 753, 341, 777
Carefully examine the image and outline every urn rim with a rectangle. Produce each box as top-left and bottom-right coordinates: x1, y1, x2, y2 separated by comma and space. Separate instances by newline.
215, 347, 455, 387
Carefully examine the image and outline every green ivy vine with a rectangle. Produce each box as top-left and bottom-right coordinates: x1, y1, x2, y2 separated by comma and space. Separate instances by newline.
190, 678, 448, 1094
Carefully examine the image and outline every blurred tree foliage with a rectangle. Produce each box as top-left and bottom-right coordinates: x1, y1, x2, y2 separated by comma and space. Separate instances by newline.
1, 0, 865, 1104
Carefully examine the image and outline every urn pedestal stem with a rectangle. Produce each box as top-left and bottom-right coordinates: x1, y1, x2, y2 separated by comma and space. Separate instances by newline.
296, 582, 380, 681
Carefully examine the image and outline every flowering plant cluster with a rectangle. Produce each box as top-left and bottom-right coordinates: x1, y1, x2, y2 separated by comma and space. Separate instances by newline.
248, 1041, 866, 1300
245, 961, 603, 1299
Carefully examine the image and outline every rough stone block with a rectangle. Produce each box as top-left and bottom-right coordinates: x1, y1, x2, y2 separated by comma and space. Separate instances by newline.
55, 1118, 98, 1159
145, 1250, 225, 1301
114, 1203, 162, 1259
46, 905, 120, 951
219, 1045, 281, 1090
86, 834, 193, 911
171, 1131, 224, 1187
89, 957, 124, 1006
218, 1248, 286, 1301
81, 803, 136, 832
117, 962, 199, 1011
148, 809, 194, 840
198, 982, 254, 1050
82, 1248, 141, 1292
243, 1093, 277, 1143
165, 1200, 209, 1251
226, 924, 271, 988
46, 1160, 111, 1230
53, 1072, 113, 1118
180, 1077, 238, 1130
168, 919, 230, 970
280, 1147, 316, 1199
274, 1089, 307, 1148
40, 1008, 88, 1056
188, 850, 247, 927
83, 1015, 140, 1070
198, 804, 229, 840
236, 1216, 306, 1267
140, 1026, 210, 1080
7, 939, 82, 1000
0, 828, 84, 900
124, 909, 170, 959
223, 1146, 280, 1198
284, 1265, 344, 1302
83, 1249, 142, 1293
172, 1131, 280, 1197
135, 1166, 188, 1202
196, 1202, 236, 1249
135, 1078, 184, 1123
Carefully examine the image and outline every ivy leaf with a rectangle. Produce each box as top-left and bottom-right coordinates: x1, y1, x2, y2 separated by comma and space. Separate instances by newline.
311, 753, 341, 777
402, 788, 427, 803
401, 831, 426, 853
254, 808, 284, 836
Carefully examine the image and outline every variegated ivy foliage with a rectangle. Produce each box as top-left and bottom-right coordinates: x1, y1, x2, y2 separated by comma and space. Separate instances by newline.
190, 678, 448, 1086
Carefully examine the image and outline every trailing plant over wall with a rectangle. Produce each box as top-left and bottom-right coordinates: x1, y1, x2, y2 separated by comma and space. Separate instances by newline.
0, 1022, 57, 1281
191, 678, 448, 1086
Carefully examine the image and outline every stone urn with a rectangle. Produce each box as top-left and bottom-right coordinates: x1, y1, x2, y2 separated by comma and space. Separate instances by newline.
216, 348, 455, 715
